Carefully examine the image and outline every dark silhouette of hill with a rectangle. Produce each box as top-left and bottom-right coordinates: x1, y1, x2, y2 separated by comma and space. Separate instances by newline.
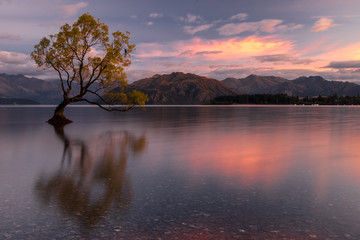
2, 72, 360, 104
117, 72, 240, 104
223, 75, 289, 94
223, 75, 360, 97
290, 76, 360, 97
0, 73, 61, 103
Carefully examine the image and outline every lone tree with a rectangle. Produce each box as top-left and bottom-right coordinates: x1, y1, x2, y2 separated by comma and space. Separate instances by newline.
31, 13, 148, 125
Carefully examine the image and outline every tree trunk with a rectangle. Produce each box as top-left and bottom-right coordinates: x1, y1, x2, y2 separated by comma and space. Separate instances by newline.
47, 100, 72, 125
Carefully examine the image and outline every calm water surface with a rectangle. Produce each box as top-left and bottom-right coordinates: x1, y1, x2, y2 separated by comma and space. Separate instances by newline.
1, 105, 360, 239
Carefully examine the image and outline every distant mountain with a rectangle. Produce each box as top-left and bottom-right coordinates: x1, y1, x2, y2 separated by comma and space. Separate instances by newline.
0, 73, 61, 103
223, 75, 360, 97
118, 72, 240, 104
290, 76, 360, 97
223, 75, 288, 94
2, 72, 360, 105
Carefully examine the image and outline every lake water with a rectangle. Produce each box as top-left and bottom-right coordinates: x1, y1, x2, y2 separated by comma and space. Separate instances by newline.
1, 105, 360, 239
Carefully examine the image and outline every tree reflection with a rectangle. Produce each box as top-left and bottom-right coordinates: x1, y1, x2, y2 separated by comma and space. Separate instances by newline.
34, 125, 147, 227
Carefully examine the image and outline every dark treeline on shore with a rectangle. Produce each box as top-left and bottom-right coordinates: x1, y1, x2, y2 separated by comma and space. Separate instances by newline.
210, 94, 360, 105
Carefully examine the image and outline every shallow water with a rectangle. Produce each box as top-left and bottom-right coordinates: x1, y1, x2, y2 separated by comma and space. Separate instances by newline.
1, 105, 360, 239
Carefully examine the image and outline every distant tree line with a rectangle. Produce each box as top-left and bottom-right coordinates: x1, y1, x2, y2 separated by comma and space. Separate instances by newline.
210, 94, 360, 105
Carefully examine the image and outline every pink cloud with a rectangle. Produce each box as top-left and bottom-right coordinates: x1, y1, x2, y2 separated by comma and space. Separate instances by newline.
0, 33, 21, 41
0, 50, 27, 64
258, 19, 283, 32
183, 24, 214, 34
132, 36, 360, 82
149, 12, 163, 18
130, 37, 360, 83
315, 41, 360, 62
312, 17, 339, 32
59, 2, 88, 16
218, 19, 301, 36
136, 36, 295, 60
179, 14, 203, 23
230, 13, 248, 21
0, 50, 54, 78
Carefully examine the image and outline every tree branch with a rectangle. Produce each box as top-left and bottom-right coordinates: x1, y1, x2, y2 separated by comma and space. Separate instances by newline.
80, 98, 133, 112
49, 62, 66, 96
87, 54, 107, 84
59, 65, 70, 83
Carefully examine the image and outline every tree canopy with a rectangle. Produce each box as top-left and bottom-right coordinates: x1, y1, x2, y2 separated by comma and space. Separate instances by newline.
31, 13, 148, 125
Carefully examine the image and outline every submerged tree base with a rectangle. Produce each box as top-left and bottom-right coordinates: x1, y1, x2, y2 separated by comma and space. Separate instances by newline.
47, 115, 73, 126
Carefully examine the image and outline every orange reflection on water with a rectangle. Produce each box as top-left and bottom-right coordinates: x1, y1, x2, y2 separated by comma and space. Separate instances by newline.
167, 111, 360, 194
180, 129, 294, 187
327, 132, 360, 182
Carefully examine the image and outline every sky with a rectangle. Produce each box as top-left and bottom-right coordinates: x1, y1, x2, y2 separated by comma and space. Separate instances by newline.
2, 0, 360, 83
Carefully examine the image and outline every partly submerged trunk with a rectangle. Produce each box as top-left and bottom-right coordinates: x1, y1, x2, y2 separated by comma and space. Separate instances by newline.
47, 100, 72, 125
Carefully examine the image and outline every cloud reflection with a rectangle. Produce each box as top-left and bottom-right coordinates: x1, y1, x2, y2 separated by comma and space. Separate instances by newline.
146, 107, 360, 197
182, 131, 292, 187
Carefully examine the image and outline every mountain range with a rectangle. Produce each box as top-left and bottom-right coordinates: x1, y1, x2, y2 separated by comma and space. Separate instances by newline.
224, 74, 360, 97
1, 72, 360, 104
0, 73, 61, 104
118, 72, 239, 104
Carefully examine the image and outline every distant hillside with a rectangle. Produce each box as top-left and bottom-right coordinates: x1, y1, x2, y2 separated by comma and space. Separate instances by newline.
116, 72, 239, 104
223, 75, 288, 94
0, 73, 61, 103
223, 75, 360, 97
2, 72, 360, 105
290, 76, 360, 97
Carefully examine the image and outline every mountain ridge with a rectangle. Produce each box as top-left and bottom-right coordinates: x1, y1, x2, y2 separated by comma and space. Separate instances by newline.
223, 74, 360, 97
1, 72, 360, 104
223, 75, 289, 95
0, 73, 61, 104
117, 72, 240, 104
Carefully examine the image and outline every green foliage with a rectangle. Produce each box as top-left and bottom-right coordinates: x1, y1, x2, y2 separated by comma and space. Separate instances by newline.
127, 90, 149, 106
30, 13, 147, 112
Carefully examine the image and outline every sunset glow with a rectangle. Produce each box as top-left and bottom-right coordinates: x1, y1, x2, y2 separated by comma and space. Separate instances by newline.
137, 36, 294, 60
